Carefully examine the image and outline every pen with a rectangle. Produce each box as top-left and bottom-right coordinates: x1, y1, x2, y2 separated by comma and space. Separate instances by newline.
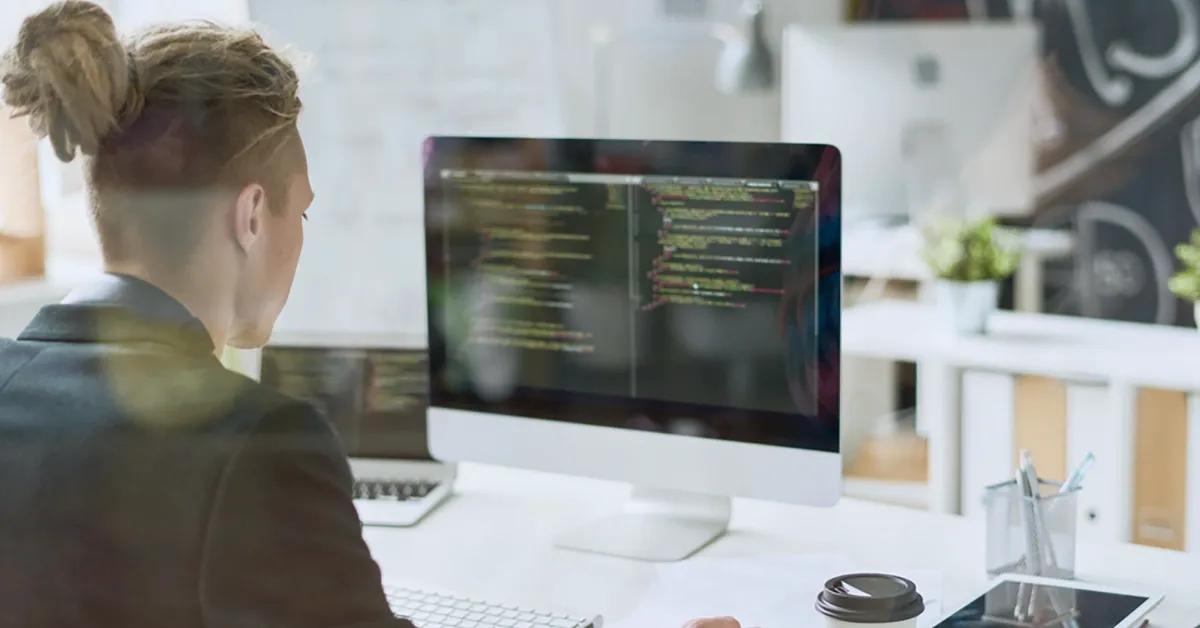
1014, 580, 1031, 622
1016, 464, 1042, 576
1024, 452, 1060, 572
1060, 452, 1095, 494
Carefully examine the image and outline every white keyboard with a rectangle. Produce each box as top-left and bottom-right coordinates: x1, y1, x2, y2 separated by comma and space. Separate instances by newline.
384, 584, 599, 628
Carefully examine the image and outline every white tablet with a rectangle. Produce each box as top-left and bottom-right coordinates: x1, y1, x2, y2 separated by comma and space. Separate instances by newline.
933, 574, 1162, 628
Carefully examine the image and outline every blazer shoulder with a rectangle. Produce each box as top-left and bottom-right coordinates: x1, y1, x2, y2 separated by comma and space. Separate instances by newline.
204, 365, 329, 438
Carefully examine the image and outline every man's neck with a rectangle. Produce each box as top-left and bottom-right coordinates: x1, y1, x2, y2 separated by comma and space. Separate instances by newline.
102, 263, 232, 353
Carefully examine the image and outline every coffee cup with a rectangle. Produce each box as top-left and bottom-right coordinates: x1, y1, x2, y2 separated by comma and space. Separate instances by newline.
815, 573, 925, 628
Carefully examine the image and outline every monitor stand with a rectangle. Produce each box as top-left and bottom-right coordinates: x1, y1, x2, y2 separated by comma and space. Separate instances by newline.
555, 487, 731, 562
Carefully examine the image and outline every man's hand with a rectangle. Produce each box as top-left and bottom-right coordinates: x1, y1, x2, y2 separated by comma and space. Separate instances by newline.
682, 618, 741, 628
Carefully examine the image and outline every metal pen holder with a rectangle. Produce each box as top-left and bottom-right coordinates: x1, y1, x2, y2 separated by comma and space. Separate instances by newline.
984, 479, 1080, 579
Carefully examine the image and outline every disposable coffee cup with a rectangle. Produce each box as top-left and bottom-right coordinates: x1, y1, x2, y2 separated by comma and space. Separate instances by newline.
815, 573, 925, 628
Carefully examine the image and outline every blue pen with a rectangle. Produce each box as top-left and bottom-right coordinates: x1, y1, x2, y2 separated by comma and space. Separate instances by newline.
1060, 452, 1095, 494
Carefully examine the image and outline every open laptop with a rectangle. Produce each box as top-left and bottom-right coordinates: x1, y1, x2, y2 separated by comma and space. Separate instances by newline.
256, 331, 454, 527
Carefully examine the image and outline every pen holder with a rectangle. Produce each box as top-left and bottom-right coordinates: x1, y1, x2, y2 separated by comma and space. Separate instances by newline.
984, 479, 1079, 579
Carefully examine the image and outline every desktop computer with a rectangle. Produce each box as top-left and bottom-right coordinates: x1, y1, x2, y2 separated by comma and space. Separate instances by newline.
782, 23, 1039, 224
254, 331, 455, 527
423, 137, 842, 561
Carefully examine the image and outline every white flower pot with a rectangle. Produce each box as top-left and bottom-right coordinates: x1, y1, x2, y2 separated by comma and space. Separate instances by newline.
935, 280, 999, 334
1195, 302, 1200, 331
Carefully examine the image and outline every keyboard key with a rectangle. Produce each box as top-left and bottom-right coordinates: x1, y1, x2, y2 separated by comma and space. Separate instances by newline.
354, 479, 436, 502
384, 585, 592, 628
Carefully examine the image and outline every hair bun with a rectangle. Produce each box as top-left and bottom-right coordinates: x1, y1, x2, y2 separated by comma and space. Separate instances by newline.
1, 0, 140, 162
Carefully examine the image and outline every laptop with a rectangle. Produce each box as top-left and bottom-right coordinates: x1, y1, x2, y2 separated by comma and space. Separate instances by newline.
255, 331, 454, 527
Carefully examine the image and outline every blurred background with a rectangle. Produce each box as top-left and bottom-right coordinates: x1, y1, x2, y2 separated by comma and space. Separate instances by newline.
3, 0, 1199, 552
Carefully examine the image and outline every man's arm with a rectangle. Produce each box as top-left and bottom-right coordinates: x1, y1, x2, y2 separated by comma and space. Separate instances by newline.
200, 401, 414, 628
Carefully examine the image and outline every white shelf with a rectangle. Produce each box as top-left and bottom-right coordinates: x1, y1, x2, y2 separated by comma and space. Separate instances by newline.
845, 299, 1200, 391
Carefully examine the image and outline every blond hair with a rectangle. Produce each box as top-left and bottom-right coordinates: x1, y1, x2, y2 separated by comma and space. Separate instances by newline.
1, 0, 302, 264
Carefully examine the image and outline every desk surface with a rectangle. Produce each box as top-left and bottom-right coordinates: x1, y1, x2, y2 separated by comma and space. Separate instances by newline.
844, 299, 1200, 390
365, 463, 1200, 627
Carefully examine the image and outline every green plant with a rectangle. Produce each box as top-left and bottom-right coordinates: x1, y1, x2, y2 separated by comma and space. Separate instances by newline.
1168, 229, 1200, 302
921, 217, 1021, 282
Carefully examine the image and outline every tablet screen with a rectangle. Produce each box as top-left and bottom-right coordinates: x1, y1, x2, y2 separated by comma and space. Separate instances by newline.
934, 580, 1149, 628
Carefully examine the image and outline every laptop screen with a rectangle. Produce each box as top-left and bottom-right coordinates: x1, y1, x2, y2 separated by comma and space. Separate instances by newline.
259, 346, 431, 461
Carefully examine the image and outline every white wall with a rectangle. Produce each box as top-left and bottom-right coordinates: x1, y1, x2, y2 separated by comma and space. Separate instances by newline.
113, 0, 247, 28
553, 0, 842, 137
1, 0, 247, 48
0, 1, 73, 44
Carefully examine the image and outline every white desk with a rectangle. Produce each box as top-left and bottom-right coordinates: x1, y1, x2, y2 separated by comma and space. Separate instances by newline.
843, 300, 1200, 551
365, 464, 1200, 627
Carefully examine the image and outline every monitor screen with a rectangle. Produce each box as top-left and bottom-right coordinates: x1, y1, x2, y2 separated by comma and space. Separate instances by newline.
259, 346, 430, 460
424, 138, 840, 452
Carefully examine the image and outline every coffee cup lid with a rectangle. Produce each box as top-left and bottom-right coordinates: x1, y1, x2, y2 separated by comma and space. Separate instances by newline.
815, 573, 925, 623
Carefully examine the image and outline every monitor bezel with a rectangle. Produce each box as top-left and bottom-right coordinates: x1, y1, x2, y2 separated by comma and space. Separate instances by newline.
423, 136, 841, 454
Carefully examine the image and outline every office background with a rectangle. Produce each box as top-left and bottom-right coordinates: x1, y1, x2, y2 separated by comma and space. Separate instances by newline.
10, 0, 1200, 326
856, 0, 1200, 326
2, 0, 1200, 589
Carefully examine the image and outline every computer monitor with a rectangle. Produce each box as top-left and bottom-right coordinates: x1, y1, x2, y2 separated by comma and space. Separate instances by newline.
255, 332, 456, 526
424, 137, 841, 561
782, 23, 1039, 223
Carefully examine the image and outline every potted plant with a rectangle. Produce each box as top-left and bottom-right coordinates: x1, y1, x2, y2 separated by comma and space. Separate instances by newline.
922, 217, 1021, 334
1168, 228, 1200, 328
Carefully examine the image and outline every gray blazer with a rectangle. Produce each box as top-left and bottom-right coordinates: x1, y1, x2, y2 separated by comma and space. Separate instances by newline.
0, 274, 413, 628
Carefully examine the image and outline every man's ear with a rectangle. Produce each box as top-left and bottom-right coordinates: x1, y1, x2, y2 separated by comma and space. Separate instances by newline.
233, 183, 267, 254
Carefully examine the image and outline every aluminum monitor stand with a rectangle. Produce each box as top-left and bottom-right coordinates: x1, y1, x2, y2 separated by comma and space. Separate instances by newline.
555, 487, 732, 562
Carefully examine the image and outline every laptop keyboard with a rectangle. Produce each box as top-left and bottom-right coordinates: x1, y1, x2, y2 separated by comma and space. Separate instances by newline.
385, 585, 596, 628
353, 478, 440, 501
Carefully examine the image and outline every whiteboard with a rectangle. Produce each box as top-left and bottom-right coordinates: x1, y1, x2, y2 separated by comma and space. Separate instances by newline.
248, 0, 565, 338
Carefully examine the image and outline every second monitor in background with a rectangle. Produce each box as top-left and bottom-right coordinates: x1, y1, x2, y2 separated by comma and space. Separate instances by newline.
783, 22, 1039, 224
258, 333, 453, 527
